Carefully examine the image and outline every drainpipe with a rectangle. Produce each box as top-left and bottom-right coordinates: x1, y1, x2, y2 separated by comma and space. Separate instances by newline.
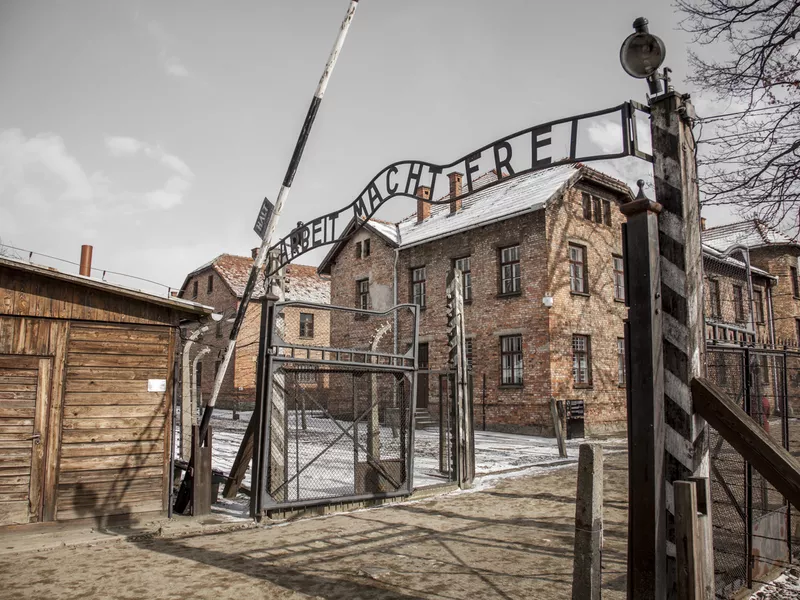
181, 325, 208, 459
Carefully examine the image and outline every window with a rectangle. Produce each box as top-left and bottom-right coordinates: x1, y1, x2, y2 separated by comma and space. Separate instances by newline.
617, 338, 626, 387
569, 244, 587, 294
215, 322, 222, 338
500, 335, 523, 385
355, 241, 362, 259
593, 197, 602, 224
207, 275, 213, 294
792, 266, 799, 298
465, 338, 474, 371
602, 199, 612, 226
572, 335, 592, 386
613, 255, 625, 302
709, 279, 721, 318
754, 289, 765, 324
297, 367, 317, 384
796, 319, 800, 346
733, 286, 745, 322
357, 279, 370, 310
192, 280, 198, 298
411, 267, 427, 307
454, 256, 472, 301
499, 245, 521, 294
299, 313, 314, 338
363, 238, 371, 257
582, 193, 592, 220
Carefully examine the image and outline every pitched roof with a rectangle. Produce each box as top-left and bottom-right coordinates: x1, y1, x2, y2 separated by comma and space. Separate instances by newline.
182, 254, 330, 303
0, 256, 213, 315
702, 219, 796, 252
701, 244, 775, 279
318, 164, 633, 274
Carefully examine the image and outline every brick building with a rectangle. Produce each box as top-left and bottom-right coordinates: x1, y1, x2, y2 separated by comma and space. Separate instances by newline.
703, 219, 800, 347
319, 164, 634, 436
179, 253, 330, 409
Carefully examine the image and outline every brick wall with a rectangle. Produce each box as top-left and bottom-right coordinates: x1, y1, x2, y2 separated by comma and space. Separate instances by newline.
750, 246, 800, 345
546, 183, 628, 437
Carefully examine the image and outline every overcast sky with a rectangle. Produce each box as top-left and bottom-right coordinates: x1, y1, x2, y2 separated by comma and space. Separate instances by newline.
0, 0, 734, 295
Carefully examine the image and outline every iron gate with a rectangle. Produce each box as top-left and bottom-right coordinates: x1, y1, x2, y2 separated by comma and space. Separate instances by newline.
261, 301, 419, 510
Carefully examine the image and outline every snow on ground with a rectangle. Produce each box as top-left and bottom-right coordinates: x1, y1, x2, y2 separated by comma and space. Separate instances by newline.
749, 568, 800, 599
176, 408, 625, 508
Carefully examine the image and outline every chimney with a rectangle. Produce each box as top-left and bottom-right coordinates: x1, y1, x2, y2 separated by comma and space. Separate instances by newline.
448, 172, 463, 214
79, 245, 93, 277
416, 186, 431, 223
700, 217, 707, 231
251, 247, 259, 260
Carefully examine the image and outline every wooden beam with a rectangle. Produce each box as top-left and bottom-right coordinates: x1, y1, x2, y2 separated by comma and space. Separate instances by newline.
222, 415, 255, 499
675, 481, 702, 600
691, 377, 800, 509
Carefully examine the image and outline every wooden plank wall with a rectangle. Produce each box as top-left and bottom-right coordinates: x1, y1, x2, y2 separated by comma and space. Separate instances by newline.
0, 317, 69, 521
58, 323, 174, 520
0, 265, 177, 326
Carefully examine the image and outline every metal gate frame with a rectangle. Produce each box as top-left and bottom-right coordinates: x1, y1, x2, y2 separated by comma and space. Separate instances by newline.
255, 301, 420, 512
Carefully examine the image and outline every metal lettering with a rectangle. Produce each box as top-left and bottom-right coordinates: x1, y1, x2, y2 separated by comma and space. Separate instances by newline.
464, 152, 481, 193
493, 141, 515, 179
386, 165, 399, 194
532, 126, 552, 170
405, 162, 423, 194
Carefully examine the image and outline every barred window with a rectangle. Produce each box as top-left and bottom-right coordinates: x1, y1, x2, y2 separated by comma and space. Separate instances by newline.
572, 335, 591, 386
299, 313, 314, 338
454, 256, 472, 301
411, 267, 426, 307
357, 279, 370, 310
569, 244, 587, 294
297, 367, 317, 384
500, 335, 523, 385
613, 255, 625, 301
754, 289, 765, 324
499, 245, 521, 294
733, 285, 745, 322
617, 338, 626, 387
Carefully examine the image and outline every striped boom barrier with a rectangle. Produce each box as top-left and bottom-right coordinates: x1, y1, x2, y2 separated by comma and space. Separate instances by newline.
175, 0, 361, 514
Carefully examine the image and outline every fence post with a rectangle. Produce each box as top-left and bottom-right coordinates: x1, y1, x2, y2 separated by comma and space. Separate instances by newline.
649, 90, 713, 598
620, 185, 666, 600
744, 347, 754, 589
675, 480, 702, 600
551, 397, 568, 458
572, 443, 603, 600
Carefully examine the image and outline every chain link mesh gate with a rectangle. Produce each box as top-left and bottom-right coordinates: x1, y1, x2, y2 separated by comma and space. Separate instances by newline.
261, 301, 419, 510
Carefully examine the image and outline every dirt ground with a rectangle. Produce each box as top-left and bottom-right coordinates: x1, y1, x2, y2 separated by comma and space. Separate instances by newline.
0, 453, 629, 600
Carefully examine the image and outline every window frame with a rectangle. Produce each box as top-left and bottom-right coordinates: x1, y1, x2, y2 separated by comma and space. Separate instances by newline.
569, 243, 588, 295
356, 278, 370, 310
299, 312, 314, 338
192, 280, 198, 299
454, 256, 472, 302
465, 338, 474, 372
708, 279, 722, 319
602, 199, 612, 226
498, 244, 521, 296
582, 192, 592, 220
796, 318, 800, 346
612, 254, 625, 302
572, 334, 592, 388
792, 266, 800, 298
207, 274, 213, 294
733, 285, 746, 322
363, 238, 371, 257
499, 335, 523, 386
754, 289, 765, 324
411, 266, 427, 308
592, 197, 602, 224
617, 337, 626, 387
355, 241, 362, 259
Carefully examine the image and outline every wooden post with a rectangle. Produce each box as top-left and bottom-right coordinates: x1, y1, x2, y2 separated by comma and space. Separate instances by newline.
572, 443, 603, 600
650, 91, 713, 599
551, 397, 568, 458
674, 481, 702, 600
191, 425, 212, 516
621, 185, 666, 600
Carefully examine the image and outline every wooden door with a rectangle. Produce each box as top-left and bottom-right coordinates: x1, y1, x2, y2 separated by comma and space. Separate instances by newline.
0, 356, 50, 526
417, 343, 429, 409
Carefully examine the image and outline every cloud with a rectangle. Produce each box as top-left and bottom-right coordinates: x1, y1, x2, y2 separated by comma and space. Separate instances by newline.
0, 129, 194, 218
147, 21, 190, 78
105, 136, 144, 156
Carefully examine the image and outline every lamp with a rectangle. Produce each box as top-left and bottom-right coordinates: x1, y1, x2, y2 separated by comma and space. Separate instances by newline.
620, 17, 666, 95
542, 293, 554, 309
